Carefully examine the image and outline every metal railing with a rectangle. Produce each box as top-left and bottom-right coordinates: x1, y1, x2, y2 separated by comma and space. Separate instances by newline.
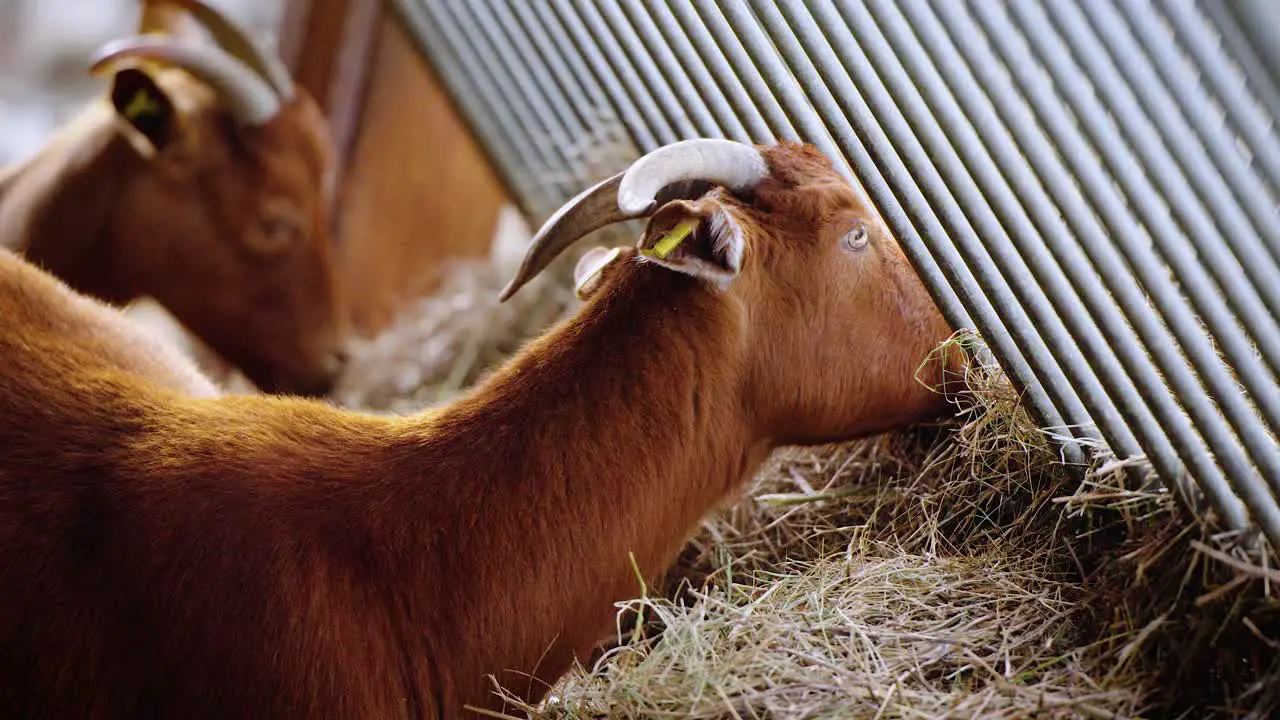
389, 0, 1280, 552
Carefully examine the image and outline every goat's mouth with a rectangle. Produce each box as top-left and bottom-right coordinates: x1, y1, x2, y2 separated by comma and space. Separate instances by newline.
637, 210, 740, 282
639, 218, 699, 262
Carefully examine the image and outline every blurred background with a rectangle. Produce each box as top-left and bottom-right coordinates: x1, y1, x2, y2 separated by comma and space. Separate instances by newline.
0, 0, 282, 166
0, 0, 515, 339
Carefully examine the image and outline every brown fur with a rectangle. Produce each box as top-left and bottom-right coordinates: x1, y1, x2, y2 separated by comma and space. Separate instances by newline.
0, 68, 345, 396
0, 143, 958, 717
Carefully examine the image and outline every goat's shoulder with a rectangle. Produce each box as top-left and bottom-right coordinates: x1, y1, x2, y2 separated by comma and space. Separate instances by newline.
0, 252, 420, 714
0, 247, 219, 398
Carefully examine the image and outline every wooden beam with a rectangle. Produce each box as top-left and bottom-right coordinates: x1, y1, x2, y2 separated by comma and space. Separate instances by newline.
274, 0, 313, 71
334, 16, 513, 334
277, 0, 381, 201
276, 0, 514, 335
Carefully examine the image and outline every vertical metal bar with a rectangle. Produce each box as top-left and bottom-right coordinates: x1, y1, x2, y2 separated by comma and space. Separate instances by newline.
490, 1, 638, 197
385, 1, 513, 178
1012, 2, 1280, 383
594, 0, 703, 138
1162, 0, 1280, 194
613, 0, 729, 139
397, 0, 553, 211
662, 0, 774, 142
557, 0, 679, 146
712, 1, 848, 177
739, 0, 1088, 462
823, 0, 1201, 487
1199, 0, 1280, 122
634, 0, 752, 143
429, 2, 571, 202
465, 2, 587, 189
517, 2, 643, 154
509, 2, 645, 190
1069, 0, 1280, 285
485, 0, 589, 142
877, 0, 1259, 529
543, 0, 665, 151
966, 2, 1280, 502
690, 1, 801, 142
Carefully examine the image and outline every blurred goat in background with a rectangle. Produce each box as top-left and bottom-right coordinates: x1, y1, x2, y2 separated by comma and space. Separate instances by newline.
0, 0, 346, 396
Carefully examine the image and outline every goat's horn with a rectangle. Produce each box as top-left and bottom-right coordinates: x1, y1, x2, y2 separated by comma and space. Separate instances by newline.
616, 138, 768, 215
498, 139, 769, 302
498, 173, 627, 302
91, 36, 281, 126
148, 0, 294, 99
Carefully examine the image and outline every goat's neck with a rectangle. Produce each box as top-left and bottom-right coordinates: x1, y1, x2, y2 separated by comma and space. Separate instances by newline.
0, 103, 140, 302
400, 264, 768, 710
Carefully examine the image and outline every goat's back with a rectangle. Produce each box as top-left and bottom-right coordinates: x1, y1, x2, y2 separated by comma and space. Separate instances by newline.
0, 248, 218, 398
0, 249, 431, 717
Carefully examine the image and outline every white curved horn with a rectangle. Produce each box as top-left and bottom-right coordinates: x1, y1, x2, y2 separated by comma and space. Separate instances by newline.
498, 173, 629, 302
617, 138, 767, 215
498, 139, 770, 302
91, 35, 281, 126
152, 0, 294, 99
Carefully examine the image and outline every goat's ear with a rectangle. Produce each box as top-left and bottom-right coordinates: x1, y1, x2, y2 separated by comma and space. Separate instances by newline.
110, 68, 177, 153
573, 246, 626, 300
637, 201, 743, 285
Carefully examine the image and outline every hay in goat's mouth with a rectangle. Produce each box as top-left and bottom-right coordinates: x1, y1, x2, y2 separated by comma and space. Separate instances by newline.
330, 172, 1280, 719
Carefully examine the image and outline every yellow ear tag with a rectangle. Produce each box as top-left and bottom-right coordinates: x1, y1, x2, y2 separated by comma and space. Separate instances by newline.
641, 219, 698, 260
123, 89, 162, 121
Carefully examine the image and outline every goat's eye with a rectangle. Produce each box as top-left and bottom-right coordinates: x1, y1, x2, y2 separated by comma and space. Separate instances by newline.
841, 224, 869, 251
251, 216, 302, 255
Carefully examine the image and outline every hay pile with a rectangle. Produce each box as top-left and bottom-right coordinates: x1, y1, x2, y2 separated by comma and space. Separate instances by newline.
500, 358, 1280, 720
327, 214, 1280, 718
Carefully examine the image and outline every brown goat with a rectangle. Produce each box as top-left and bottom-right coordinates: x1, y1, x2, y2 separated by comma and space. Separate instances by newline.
0, 140, 958, 718
0, 0, 346, 396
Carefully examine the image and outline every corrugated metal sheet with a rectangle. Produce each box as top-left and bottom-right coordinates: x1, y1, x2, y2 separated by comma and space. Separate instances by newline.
390, 0, 1280, 551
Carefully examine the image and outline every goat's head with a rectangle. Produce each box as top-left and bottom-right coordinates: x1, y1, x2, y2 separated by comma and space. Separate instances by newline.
503, 140, 960, 444
87, 0, 345, 396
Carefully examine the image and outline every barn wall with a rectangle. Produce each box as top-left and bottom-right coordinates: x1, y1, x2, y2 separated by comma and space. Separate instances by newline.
285, 0, 514, 336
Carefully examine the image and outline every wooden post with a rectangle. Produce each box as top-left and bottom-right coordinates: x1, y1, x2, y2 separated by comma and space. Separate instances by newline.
279, 0, 514, 335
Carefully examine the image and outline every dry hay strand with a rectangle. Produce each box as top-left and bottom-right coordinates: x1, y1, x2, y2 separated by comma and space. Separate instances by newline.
1065, 474, 1280, 718
527, 550, 1117, 720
